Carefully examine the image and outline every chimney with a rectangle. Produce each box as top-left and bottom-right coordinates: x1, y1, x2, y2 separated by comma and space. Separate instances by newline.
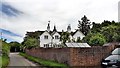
47, 21, 50, 32
67, 24, 71, 33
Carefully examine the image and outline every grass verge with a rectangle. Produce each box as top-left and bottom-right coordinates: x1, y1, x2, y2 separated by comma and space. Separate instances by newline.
0, 56, 1, 68
0, 55, 10, 68
19, 52, 68, 68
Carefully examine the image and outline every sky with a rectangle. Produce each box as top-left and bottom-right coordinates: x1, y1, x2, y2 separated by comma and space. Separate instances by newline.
118, 1, 120, 22
0, 0, 120, 42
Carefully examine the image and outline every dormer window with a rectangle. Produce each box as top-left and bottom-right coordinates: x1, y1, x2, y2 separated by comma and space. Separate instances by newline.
55, 35, 59, 39
44, 35, 48, 39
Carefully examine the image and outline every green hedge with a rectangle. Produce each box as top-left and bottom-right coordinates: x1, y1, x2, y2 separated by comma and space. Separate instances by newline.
1, 55, 10, 68
0, 40, 10, 68
2, 41, 10, 56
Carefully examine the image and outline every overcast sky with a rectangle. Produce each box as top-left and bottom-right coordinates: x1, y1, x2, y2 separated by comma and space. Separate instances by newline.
1, 0, 120, 42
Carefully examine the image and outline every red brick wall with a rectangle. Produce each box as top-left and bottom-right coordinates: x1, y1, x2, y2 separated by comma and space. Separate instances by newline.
70, 45, 115, 66
25, 48, 71, 64
25, 44, 116, 66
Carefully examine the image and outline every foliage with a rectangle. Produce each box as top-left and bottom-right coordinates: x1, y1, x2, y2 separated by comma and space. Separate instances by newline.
100, 25, 120, 42
22, 31, 40, 50
9, 41, 21, 52
60, 31, 71, 44
88, 33, 106, 46
85, 21, 120, 46
83, 33, 106, 46
76, 37, 82, 43
0, 39, 10, 68
78, 15, 91, 35
0, 56, 1, 68
23, 38, 39, 49
20, 52, 68, 68
1, 55, 9, 68
2, 41, 10, 56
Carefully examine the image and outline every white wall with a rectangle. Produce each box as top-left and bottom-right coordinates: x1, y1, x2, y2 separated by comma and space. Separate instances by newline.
40, 31, 52, 47
73, 31, 85, 41
52, 32, 60, 44
40, 30, 85, 47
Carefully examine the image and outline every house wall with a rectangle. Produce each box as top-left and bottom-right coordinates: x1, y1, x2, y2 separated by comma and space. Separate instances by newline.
52, 32, 60, 44
40, 31, 52, 47
25, 43, 117, 66
69, 35, 73, 41
73, 31, 85, 40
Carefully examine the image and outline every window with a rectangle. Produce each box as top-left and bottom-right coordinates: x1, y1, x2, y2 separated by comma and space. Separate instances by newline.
44, 44, 46, 48
44, 35, 48, 39
55, 35, 59, 39
44, 44, 49, 48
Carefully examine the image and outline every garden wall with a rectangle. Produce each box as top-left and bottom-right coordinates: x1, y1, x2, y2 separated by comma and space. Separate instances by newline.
25, 43, 117, 66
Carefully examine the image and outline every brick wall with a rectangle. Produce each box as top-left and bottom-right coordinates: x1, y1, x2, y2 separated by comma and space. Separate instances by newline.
25, 43, 116, 66
25, 48, 71, 64
70, 45, 115, 66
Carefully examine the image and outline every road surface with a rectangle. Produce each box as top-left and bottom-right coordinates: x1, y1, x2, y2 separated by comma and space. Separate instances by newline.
8, 53, 37, 66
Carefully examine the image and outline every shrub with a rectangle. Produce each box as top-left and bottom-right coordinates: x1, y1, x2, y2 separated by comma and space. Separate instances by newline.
2, 41, 10, 56
89, 33, 106, 46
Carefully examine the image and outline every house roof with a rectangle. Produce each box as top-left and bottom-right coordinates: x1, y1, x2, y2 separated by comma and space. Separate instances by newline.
65, 43, 91, 47
25, 29, 85, 38
72, 29, 85, 36
51, 31, 58, 36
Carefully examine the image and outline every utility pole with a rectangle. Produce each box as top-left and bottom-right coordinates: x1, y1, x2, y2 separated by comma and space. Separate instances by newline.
0, 32, 2, 40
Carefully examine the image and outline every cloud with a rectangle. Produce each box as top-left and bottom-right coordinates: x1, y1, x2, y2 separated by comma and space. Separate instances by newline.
2, 33, 23, 42
1, 0, 119, 42
0, 28, 22, 37
0, 2, 23, 17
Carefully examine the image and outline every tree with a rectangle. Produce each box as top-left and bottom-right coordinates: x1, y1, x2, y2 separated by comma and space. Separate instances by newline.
101, 25, 119, 42
91, 22, 101, 33
9, 41, 21, 52
82, 32, 106, 46
76, 37, 82, 43
3, 39, 7, 42
60, 31, 71, 44
78, 15, 91, 35
89, 33, 106, 46
90, 21, 120, 43
101, 20, 111, 27
24, 38, 38, 49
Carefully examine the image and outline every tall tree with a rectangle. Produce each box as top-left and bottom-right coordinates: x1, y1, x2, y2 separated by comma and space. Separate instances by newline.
78, 15, 91, 35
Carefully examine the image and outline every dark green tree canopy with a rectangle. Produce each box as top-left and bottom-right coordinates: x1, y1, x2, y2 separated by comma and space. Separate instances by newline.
78, 15, 91, 35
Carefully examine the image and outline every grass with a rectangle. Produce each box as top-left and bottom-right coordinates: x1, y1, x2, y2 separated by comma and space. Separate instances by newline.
0, 55, 10, 68
20, 52, 68, 68
0, 56, 1, 67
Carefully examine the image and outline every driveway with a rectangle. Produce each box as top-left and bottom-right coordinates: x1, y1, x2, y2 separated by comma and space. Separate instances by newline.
8, 52, 37, 66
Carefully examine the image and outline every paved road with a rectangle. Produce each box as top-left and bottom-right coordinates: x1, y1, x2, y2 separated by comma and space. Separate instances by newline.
8, 53, 37, 66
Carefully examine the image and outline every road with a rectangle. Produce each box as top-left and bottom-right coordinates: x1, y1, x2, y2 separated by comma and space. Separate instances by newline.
8, 53, 37, 67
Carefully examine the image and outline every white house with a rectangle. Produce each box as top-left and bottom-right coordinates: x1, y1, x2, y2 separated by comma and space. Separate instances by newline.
39, 23, 85, 48
40, 30, 52, 47
72, 30, 85, 41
